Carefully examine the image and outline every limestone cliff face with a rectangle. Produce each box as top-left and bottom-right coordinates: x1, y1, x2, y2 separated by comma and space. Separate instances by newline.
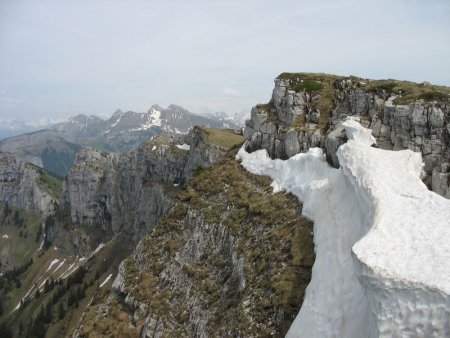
244, 74, 450, 196
0, 152, 59, 215
62, 127, 231, 239
75, 150, 314, 337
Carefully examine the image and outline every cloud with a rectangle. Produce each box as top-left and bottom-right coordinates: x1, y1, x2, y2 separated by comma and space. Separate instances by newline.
222, 87, 241, 97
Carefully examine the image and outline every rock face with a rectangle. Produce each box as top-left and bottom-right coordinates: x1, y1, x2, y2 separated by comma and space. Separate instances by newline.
244, 74, 450, 196
75, 150, 314, 337
62, 127, 237, 240
0, 152, 59, 215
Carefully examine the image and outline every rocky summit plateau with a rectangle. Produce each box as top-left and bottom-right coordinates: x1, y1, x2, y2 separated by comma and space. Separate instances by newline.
0, 73, 449, 338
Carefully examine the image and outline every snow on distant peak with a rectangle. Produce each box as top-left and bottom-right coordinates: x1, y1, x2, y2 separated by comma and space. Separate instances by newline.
237, 117, 450, 337
146, 107, 162, 127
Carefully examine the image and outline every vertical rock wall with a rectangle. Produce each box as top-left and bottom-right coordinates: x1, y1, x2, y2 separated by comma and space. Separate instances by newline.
62, 127, 228, 239
0, 152, 58, 215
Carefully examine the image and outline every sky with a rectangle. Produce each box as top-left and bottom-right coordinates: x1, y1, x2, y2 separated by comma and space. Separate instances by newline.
0, 0, 449, 121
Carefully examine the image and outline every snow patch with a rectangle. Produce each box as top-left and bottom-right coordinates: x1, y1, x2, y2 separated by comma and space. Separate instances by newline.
237, 118, 450, 337
176, 143, 190, 151
100, 273, 113, 288
59, 262, 76, 279
38, 278, 49, 290
46, 259, 60, 272
93, 243, 105, 255
2, 234, 8, 239
52, 259, 66, 274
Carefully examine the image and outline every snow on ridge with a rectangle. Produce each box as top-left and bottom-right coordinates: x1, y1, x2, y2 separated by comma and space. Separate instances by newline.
342, 117, 376, 145
340, 125, 448, 292
237, 118, 450, 337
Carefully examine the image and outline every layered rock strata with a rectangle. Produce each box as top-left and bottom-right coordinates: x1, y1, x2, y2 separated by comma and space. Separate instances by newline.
244, 74, 450, 195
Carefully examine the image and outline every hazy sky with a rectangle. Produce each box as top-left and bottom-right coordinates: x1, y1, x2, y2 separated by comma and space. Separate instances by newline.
1, 0, 449, 121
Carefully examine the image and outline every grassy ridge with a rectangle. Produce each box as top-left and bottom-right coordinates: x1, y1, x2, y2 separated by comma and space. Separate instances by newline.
201, 127, 243, 149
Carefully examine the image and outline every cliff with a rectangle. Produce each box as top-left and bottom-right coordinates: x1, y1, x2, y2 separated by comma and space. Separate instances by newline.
244, 73, 450, 197
0, 152, 60, 216
75, 149, 314, 337
62, 127, 242, 240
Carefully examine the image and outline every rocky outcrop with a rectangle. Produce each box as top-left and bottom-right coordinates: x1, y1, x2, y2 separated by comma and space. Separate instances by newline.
244, 74, 450, 196
76, 150, 314, 337
62, 127, 239, 240
0, 152, 59, 215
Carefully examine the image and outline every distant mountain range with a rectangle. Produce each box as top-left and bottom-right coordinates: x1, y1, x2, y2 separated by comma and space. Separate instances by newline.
0, 105, 248, 176
0, 106, 247, 141
0, 117, 62, 140
52, 104, 243, 152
